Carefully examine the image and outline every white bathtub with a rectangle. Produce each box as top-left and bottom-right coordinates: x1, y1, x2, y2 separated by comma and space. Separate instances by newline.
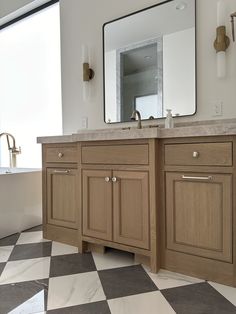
0, 168, 42, 239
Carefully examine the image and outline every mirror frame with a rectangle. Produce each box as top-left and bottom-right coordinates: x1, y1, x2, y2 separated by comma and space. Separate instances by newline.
102, 0, 197, 124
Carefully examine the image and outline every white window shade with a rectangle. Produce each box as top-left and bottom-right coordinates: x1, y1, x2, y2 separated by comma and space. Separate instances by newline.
0, 2, 62, 168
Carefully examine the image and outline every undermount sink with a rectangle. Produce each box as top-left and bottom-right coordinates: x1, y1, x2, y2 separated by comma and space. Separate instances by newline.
75, 125, 159, 134
122, 125, 159, 130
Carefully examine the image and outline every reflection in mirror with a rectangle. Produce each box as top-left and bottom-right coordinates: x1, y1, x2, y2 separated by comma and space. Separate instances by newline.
103, 0, 196, 123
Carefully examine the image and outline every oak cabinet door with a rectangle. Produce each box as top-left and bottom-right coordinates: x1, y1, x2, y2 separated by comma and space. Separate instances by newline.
165, 172, 232, 262
113, 171, 150, 249
82, 170, 113, 241
47, 168, 78, 229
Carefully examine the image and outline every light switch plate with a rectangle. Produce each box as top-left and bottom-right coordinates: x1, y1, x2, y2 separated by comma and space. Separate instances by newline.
212, 101, 223, 117
82, 117, 88, 129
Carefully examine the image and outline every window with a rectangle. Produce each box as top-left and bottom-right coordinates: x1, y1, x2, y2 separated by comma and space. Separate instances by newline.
135, 94, 162, 119
0, 1, 62, 168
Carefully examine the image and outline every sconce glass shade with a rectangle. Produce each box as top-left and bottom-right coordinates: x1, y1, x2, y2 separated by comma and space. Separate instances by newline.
83, 81, 90, 101
82, 45, 95, 101
82, 45, 89, 63
82, 45, 90, 101
216, 1, 227, 79
217, 0, 225, 26
217, 51, 226, 78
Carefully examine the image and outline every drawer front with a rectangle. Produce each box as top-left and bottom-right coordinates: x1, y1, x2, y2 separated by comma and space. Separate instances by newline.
165, 142, 232, 166
82, 144, 149, 165
45, 146, 77, 163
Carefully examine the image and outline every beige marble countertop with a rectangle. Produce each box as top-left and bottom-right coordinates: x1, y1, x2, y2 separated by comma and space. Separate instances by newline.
37, 120, 236, 144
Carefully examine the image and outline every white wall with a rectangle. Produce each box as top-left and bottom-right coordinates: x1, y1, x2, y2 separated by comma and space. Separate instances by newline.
59, 0, 236, 133
1, 0, 236, 133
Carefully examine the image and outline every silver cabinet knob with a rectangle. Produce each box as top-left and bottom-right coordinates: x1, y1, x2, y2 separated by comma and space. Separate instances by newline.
192, 151, 199, 158
105, 177, 110, 182
58, 152, 64, 158
112, 177, 117, 182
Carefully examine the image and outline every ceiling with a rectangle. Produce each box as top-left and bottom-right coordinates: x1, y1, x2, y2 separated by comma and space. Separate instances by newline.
104, 0, 195, 52
123, 43, 158, 75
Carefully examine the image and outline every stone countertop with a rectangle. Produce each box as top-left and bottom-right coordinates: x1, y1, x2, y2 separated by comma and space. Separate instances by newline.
37, 122, 236, 144
37, 134, 74, 144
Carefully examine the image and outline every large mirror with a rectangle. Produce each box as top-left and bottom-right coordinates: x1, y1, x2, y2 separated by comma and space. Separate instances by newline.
103, 0, 196, 123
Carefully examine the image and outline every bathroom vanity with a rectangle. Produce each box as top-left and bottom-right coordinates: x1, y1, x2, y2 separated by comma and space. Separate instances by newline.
38, 122, 236, 287
41, 137, 159, 272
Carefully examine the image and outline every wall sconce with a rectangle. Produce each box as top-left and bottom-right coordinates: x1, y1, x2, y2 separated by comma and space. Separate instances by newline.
83, 63, 95, 82
82, 45, 95, 101
214, 1, 230, 79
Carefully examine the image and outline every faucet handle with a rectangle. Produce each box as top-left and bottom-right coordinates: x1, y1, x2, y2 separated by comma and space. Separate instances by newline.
12, 146, 21, 155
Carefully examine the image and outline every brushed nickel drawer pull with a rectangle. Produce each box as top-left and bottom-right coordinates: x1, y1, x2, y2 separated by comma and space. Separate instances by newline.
112, 177, 117, 183
105, 177, 110, 182
58, 152, 64, 158
54, 170, 70, 174
182, 175, 213, 181
192, 151, 199, 158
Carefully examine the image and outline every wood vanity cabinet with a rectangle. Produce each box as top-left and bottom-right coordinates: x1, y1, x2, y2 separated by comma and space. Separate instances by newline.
162, 137, 236, 285
42, 143, 79, 246
41, 139, 158, 271
39, 136, 236, 286
40, 135, 236, 286
80, 139, 159, 271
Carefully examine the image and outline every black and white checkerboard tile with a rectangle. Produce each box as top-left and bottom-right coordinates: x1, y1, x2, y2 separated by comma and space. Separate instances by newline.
0, 226, 236, 314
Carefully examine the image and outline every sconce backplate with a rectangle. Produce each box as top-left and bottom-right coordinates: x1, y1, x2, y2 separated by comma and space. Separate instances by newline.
214, 26, 230, 52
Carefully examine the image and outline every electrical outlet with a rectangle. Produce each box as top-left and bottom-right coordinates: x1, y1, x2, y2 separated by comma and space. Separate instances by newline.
82, 117, 88, 129
212, 101, 223, 116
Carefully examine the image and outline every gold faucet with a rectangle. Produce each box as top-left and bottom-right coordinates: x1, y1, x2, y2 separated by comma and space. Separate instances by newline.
0, 133, 21, 167
130, 110, 142, 129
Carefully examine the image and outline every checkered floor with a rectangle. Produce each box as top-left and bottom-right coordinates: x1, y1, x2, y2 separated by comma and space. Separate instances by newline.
0, 226, 236, 314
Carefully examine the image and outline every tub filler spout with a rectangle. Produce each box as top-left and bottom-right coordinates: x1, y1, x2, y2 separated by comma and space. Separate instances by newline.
0, 132, 21, 168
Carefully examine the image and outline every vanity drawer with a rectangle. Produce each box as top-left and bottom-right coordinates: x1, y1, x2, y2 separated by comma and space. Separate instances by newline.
45, 146, 77, 163
82, 144, 149, 165
165, 142, 232, 166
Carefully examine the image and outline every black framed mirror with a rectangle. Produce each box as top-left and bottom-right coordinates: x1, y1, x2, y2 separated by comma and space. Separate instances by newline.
103, 0, 196, 123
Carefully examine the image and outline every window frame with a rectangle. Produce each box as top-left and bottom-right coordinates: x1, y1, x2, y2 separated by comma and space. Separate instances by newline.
0, 0, 59, 31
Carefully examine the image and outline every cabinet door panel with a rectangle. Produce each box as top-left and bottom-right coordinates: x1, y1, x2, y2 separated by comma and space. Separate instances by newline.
113, 171, 149, 249
166, 172, 232, 262
47, 168, 78, 229
82, 170, 112, 241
